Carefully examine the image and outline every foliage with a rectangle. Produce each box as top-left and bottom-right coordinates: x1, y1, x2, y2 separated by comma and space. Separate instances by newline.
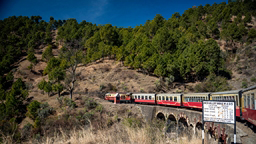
84, 98, 98, 110
122, 117, 142, 128
42, 45, 54, 61
38, 79, 47, 91
38, 79, 52, 96
27, 52, 37, 64
59, 39, 84, 99
242, 81, 248, 88
63, 98, 77, 109
43, 57, 61, 75
44, 81, 52, 97
194, 74, 231, 92
95, 104, 103, 113
26, 101, 41, 120
52, 83, 64, 97
37, 102, 54, 120
251, 77, 256, 83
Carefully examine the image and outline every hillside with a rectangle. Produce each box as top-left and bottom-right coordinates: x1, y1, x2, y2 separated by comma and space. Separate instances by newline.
1, 1, 256, 143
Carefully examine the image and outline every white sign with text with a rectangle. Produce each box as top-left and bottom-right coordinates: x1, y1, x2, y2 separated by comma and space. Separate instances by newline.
203, 101, 235, 124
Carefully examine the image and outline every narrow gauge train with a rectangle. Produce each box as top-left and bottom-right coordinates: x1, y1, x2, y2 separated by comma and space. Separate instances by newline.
104, 85, 256, 126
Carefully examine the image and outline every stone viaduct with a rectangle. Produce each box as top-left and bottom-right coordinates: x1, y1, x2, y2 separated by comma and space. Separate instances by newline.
136, 105, 247, 144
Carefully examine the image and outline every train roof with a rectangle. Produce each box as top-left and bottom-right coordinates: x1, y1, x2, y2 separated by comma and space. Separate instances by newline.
211, 90, 242, 95
132, 93, 155, 95
156, 93, 182, 96
183, 92, 211, 95
242, 85, 256, 92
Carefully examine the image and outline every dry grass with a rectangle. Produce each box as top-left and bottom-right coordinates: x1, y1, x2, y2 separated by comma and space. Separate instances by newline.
21, 124, 202, 144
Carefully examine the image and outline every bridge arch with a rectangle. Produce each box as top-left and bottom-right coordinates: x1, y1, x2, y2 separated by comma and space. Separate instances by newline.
156, 112, 165, 121
166, 114, 177, 133
177, 117, 189, 137
195, 122, 203, 137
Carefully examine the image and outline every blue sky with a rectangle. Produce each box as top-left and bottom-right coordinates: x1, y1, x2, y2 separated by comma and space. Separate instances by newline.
0, 0, 227, 27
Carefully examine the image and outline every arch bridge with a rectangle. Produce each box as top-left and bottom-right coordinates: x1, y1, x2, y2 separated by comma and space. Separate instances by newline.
137, 105, 246, 143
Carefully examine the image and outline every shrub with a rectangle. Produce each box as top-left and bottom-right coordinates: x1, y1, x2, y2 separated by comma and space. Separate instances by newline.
21, 123, 32, 139
37, 102, 54, 119
64, 98, 77, 109
194, 74, 231, 92
95, 104, 103, 113
242, 81, 248, 88
34, 117, 41, 128
56, 97, 64, 108
26, 101, 41, 120
251, 77, 256, 83
122, 117, 142, 128
42, 45, 54, 62
99, 84, 106, 91
85, 98, 98, 110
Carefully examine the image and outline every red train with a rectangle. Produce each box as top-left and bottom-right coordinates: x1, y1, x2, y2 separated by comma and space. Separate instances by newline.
104, 85, 256, 127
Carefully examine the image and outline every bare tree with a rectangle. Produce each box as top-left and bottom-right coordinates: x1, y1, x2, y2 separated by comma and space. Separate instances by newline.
60, 39, 84, 99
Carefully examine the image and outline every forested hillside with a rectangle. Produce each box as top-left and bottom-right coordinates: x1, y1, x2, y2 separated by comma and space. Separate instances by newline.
0, 1, 256, 142
56, 1, 256, 82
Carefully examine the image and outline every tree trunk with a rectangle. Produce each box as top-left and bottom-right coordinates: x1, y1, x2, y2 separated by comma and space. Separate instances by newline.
70, 89, 73, 100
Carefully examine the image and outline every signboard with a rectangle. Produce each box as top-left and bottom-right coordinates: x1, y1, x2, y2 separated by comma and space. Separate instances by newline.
203, 100, 235, 124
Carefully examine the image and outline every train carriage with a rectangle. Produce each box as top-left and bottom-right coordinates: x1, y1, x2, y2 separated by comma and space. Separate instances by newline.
211, 90, 242, 117
132, 93, 156, 104
119, 92, 132, 103
156, 93, 182, 106
105, 92, 118, 102
182, 93, 211, 109
241, 85, 256, 126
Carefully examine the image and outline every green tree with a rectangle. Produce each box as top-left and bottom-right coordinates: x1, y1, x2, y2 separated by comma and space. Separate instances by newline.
52, 83, 64, 97
48, 67, 65, 97
43, 57, 61, 75
5, 78, 28, 119
60, 39, 84, 99
26, 100, 41, 120
44, 81, 52, 97
244, 13, 252, 24
42, 45, 54, 62
27, 52, 37, 71
248, 29, 256, 43
38, 79, 47, 93
152, 27, 174, 54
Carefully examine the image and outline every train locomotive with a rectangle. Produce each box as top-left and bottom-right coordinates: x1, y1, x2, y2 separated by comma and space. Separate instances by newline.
104, 85, 256, 126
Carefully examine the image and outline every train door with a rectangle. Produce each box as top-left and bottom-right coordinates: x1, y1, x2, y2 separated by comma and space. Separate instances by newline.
247, 94, 250, 109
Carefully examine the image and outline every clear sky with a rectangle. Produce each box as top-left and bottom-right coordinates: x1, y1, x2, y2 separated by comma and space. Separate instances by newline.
0, 0, 227, 27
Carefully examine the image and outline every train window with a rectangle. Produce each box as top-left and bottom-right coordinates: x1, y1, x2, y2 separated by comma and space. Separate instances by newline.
247, 95, 250, 108
174, 97, 177, 102
138, 96, 140, 99
243, 95, 246, 108
159, 96, 161, 100
142, 96, 144, 100
252, 93, 255, 110
170, 96, 173, 101
135, 96, 137, 99
149, 96, 152, 100
166, 96, 169, 101
162, 96, 165, 101
145, 96, 148, 100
